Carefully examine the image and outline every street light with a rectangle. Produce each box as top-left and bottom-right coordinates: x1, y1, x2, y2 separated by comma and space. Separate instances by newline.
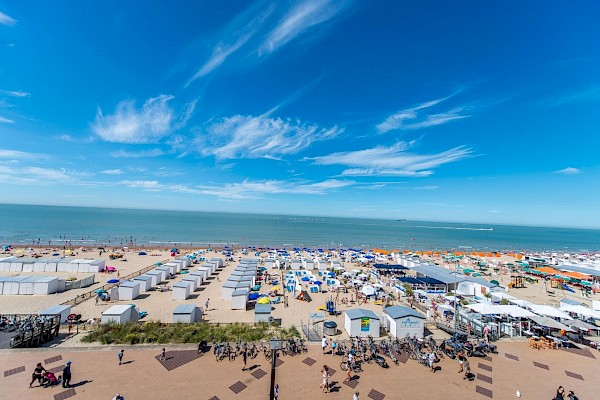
269, 338, 283, 400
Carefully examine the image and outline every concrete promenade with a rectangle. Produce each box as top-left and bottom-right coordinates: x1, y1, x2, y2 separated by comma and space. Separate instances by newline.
1, 341, 596, 399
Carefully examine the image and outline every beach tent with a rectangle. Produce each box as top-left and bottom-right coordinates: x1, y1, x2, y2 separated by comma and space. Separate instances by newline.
465, 302, 499, 315
101, 304, 139, 324
345, 308, 380, 338
39, 305, 72, 323
383, 305, 426, 339
118, 281, 141, 300
173, 304, 202, 323
172, 281, 192, 300
361, 285, 376, 296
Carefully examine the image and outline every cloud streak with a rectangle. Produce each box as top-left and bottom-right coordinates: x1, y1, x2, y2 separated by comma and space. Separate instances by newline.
119, 178, 354, 200
309, 142, 473, 177
553, 167, 580, 175
0, 89, 30, 97
92, 95, 196, 143
186, 6, 273, 85
0, 149, 47, 160
196, 114, 343, 160
376, 95, 470, 133
260, 0, 351, 55
0, 116, 15, 124
0, 10, 17, 26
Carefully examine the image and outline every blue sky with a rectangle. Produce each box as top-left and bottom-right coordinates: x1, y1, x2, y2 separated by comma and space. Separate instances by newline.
1, 1, 599, 228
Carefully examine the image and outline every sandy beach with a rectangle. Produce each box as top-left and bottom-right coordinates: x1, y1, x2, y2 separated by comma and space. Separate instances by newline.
1, 247, 598, 349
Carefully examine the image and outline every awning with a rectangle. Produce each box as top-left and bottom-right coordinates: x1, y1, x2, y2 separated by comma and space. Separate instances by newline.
528, 304, 572, 320
529, 315, 574, 332
566, 319, 599, 331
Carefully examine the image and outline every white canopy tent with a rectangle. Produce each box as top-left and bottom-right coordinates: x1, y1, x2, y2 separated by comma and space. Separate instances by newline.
560, 305, 600, 319
529, 315, 575, 332
528, 304, 572, 320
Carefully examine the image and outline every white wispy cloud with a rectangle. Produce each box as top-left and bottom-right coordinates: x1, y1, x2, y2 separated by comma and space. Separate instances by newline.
198, 178, 355, 200
110, 148, 167, 158
0, 10, 17, 26
0, 165, 82, 185
100, 169, 124, 175
0, 89, 30, 97
0, 149, 47, 160
376, 95, 470, 133
92, 95, 196, 143
260, 0, 351, 55
309, 142, 472, 177
196, 114, 343, 160
553, 167, 580, 175
118, 178, 354, 200
186, 6, 273, 85
0, 116, 15, 124
414, 185, 439, 190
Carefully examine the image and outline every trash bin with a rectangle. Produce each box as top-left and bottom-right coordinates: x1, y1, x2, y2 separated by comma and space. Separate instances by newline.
324, 320, 337, 336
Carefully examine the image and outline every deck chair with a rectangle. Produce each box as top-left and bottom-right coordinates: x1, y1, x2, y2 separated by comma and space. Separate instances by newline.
271, 296, 282, 304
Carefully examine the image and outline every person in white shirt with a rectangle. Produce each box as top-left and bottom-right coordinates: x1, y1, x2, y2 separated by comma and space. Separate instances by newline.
353, 391, 360, 400
322, 336, 328, 353
428, 351, 436, 372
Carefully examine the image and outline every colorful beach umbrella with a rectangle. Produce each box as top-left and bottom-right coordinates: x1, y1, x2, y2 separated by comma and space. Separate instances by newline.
257, 297, 271, 304
107, 279, 119, 284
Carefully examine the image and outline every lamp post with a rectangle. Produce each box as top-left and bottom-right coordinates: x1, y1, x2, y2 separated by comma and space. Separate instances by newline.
269, 338, 283, 400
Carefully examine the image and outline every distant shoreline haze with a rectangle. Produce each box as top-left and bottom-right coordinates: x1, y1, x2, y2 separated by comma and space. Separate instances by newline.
0, 204, 598, 252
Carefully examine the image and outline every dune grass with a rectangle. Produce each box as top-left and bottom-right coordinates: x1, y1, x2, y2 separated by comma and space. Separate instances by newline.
82, 322, 301, 345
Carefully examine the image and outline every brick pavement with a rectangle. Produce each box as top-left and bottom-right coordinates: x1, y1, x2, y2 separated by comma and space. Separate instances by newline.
0, 341, 597, 399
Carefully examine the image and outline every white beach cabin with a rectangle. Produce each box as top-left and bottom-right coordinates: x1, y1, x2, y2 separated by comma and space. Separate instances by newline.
182, 274, 200, 291
173, 304, 202, 323
382, 305, 426, 338
231, 289, 249, 310
101, 304, 139, 324
254, 304, 272, 323
39, 305, 72, 323
133, 275, 153, 292
172, 281, 192, 300
344, 308, 380, 338
118, 281, 141, 301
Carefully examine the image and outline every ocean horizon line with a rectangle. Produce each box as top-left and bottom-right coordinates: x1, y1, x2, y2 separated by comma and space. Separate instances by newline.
1, 202, 599, 232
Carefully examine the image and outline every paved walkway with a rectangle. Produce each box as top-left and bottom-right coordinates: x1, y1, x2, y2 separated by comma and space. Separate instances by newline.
1, 341, 597, 399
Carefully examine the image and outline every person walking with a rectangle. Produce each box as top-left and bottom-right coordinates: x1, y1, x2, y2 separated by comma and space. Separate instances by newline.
321, 365, 330, 393
160, 348, 166, 361
62, 361, 72, 388
483, 325, 490, 343
457, 352, 464, 373
353, 392, 360, 400
29, 362, 46, 388
273, 384, 279, 400
554, 386, 565, 400
462, 357, 471, 380
118, 349, 124, 365
331, 338, 337, 356
322, 336, 328, 354
242, 346, 247, 371
205, 298, 210, 311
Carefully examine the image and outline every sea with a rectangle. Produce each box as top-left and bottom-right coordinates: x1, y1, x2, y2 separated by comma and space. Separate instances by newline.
0, 204, 598, 252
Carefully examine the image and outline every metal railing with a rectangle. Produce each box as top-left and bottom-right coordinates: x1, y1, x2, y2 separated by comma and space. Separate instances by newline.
60, 259, 168, 307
